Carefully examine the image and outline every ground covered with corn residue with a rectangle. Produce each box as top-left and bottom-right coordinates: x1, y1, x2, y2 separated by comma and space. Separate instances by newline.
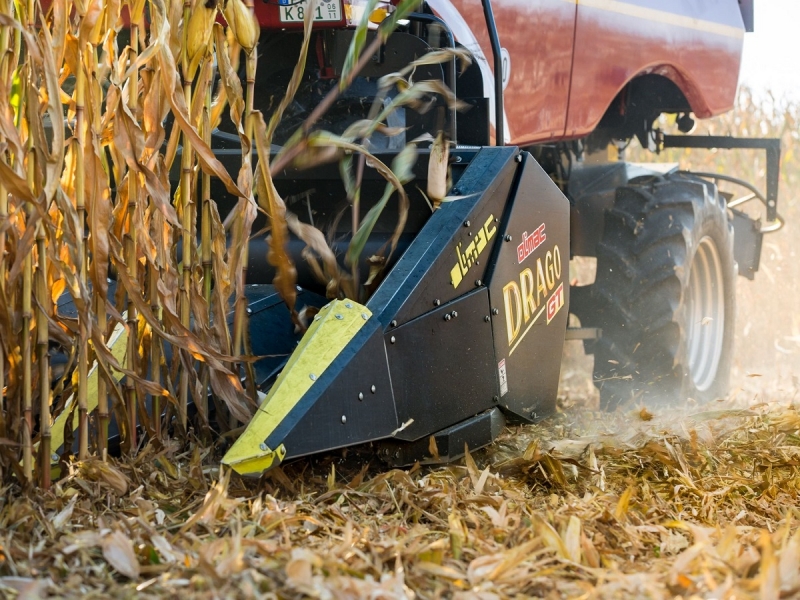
1, 386, 800, 599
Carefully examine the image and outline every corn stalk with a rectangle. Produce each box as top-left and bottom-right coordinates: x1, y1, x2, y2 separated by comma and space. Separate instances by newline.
199, 66, 212, 426
217, 0, 259, 428
75, 43, 89, 460
230, 37, 257, 426
0, 179, 5, 444
20, 0, 35, 474
125, 18, 140, 449
0, 11, 9, 443
22, 99, 34, 482
178, 0, 195, 431
21, 246, 32, 482
147, 265, 162, 440
35, 220, 49, 488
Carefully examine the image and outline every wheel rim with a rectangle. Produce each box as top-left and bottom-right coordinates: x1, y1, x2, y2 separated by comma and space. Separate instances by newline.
686, 236, 725, 392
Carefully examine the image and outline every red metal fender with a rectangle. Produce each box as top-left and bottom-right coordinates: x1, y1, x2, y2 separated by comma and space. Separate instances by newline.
431, 0, 744, 146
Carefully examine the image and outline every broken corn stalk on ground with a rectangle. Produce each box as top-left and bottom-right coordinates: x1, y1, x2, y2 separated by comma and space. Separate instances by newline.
1, 396, 800, 599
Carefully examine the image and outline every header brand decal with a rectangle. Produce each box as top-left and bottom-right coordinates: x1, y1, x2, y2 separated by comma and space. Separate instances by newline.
450, 215, 497, 288
517, 223, 546, 264
547, 283, 565, 324
503, 244, 562, 353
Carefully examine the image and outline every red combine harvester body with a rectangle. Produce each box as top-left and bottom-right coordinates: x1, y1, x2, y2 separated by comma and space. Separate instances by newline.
253, 0, 745, 145
441, 0, 745, 145
204, 0, 780, 476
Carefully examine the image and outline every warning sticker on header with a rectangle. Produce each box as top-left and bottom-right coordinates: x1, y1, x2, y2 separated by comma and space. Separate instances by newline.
498, 359, 508, 397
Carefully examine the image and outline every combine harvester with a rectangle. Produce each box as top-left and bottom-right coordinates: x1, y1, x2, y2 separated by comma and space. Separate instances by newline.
209, 0, 782, 475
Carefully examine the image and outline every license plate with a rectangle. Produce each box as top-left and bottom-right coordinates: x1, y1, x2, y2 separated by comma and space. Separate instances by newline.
279, 0, 342, 23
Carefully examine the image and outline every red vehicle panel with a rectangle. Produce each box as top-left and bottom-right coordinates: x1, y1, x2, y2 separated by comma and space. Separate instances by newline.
430, 0, 744, 145
430, 0, 576, 146
256, 0, 745, 146
566, 0, 744, 138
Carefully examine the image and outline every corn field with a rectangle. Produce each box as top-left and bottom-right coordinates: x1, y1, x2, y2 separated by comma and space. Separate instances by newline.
0, 0, 473, 489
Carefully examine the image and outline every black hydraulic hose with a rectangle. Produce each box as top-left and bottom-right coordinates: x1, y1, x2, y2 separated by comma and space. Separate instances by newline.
480, 0, 504, 146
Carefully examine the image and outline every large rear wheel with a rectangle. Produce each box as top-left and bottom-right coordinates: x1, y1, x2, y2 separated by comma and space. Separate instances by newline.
589, 172, 736, 409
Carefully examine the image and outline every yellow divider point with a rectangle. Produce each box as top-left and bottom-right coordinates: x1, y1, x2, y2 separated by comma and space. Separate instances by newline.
223, 299, 371, 475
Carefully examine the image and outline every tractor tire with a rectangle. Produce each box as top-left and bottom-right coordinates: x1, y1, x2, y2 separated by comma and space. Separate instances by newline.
590, 172, 736, 409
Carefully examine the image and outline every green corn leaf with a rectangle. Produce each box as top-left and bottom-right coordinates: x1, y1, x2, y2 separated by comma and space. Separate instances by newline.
10, 66, 22, 127
378, 0, 422, 42
346, 143, 417, 268
339, 153, 357, 199
346, 187, 390, 269
340, 0, 380, 90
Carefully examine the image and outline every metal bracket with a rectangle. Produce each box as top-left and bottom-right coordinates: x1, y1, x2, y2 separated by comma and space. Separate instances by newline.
378, 408, 505, 467
660, 134, 781, 223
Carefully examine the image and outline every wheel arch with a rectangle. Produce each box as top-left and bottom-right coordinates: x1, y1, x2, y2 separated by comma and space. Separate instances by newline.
583, 70, 703, 151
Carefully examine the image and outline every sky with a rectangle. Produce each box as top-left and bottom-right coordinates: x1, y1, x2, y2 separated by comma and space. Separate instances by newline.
739, 0, 800, 101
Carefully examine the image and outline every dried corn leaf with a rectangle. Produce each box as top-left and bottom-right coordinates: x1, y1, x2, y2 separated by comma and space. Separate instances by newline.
102, 530, 141, 579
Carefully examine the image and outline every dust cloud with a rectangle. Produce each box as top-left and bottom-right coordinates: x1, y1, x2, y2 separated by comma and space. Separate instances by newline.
559, 214, 800, 409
